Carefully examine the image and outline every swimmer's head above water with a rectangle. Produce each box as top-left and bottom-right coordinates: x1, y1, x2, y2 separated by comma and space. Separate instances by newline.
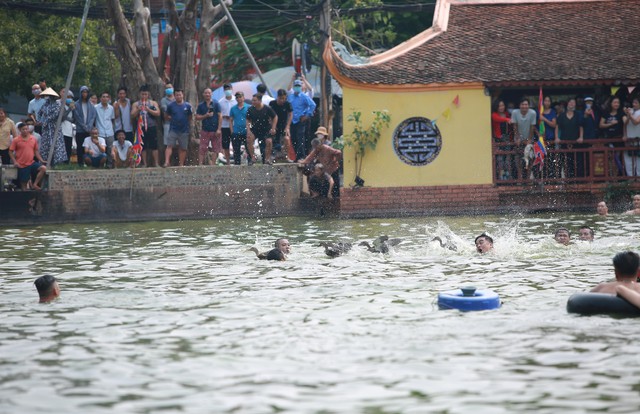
474, 233, 493, 254
34, 275, 59, 303
554, 228, 571, 245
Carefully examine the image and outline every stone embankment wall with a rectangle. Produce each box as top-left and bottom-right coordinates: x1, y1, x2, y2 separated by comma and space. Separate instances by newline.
1, 165, 306, 225
338, 183, 627, 217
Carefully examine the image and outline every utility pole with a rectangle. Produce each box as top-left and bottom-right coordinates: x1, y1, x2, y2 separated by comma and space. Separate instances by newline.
218, 0, 272, 97
47, 0, 91, 167
319, 0, 332, 136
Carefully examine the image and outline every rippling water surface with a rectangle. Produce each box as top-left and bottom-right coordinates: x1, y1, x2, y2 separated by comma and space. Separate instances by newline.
2, 214, 640, 413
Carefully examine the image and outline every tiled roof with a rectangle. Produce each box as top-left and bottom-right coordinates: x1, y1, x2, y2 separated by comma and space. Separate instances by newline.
326, 0, 640, 86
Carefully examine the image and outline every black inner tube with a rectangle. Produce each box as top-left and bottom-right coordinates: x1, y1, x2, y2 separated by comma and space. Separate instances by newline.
567, 293, 640, 317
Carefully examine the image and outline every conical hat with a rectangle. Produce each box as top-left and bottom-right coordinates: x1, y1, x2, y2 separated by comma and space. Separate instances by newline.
39, 87, 60, 98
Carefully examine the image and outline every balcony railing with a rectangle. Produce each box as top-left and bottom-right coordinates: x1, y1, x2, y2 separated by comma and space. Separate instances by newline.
492, 138, 640, 185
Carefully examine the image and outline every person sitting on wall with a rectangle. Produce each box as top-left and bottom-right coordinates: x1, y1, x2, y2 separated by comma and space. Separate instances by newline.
596, 201, 609, 216
112, 129, 133, 168
475, 233, 494, 254
554, 227, 571, 245
591, 251, 640, 295
623, 194, 640, 215
83, 127, 107, 168
299, 137, 342, 199
9, 122, 47, 190
34, 275, 60, 303
578, 226, 595, 241
308, 163, 334, 199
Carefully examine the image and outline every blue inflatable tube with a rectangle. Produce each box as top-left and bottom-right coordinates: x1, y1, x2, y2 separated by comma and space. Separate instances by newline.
567, 293, 640, 317
438, 288, 501, 312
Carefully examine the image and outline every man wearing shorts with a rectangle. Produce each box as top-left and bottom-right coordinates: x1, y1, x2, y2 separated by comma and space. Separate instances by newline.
218, 84, 236, 166
82, 127, 107, 168
269, 89, 293, 162
195, 88, 222, 165
164, 89, 192, 167
9, 122, 47, 190
246, 93, 277, 165
228, 92, 249, 165
131, 85, 161, 167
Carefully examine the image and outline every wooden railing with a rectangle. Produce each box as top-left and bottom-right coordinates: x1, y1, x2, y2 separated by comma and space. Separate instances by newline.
492, 138, 640, 185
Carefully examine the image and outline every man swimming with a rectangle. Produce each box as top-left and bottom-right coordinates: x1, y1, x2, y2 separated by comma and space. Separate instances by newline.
591, 251, 640, 295
623, 194, 640, 215
578, 226, 594, 241
250, 238, 291, 261
34, 275, 60, 303
554, 228, 571, 245
596, 201, 608, 216
474, 233, 493, 254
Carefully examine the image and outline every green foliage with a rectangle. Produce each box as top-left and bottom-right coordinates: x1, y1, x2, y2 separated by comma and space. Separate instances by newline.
0, 10, 118, 101
331, 135, 345, 151
344, 109, 391, 180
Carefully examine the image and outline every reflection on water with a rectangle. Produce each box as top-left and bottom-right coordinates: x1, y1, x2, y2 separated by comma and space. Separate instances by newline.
2, 215, 640, 413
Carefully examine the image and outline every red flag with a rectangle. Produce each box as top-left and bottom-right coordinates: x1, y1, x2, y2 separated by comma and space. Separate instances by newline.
452, 95, 460, 107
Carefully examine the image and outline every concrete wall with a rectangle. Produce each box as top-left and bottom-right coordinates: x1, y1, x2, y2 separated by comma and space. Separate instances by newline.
1, 165, 307, 225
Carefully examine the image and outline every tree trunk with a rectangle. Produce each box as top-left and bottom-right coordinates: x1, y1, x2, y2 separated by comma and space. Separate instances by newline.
106, 0, 146, 92
196, 1, 230, 100
133, 0, 164, 100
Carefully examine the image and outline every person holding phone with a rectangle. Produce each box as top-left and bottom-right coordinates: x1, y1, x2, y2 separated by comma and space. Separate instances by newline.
195, 88, 222, 165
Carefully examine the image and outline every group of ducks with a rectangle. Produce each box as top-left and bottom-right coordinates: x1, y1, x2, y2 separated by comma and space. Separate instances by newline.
249, 236, 404, 259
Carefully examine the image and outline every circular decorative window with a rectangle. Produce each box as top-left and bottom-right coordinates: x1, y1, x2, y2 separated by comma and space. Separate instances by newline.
392, 117, 442, 166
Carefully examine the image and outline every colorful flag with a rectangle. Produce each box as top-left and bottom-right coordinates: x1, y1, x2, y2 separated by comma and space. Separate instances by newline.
132, 113, 145, 166
452, 95, 460, 107
442, 108, 451, 120
533, 87, 547, 168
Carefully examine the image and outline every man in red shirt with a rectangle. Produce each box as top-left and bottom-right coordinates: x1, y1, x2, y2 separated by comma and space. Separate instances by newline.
9, 122, 47, 190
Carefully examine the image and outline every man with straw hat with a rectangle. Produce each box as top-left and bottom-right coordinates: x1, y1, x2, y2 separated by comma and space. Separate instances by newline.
37, 87, 67, 166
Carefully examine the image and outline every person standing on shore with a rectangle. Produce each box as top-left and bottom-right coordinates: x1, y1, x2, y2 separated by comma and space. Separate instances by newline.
195, 88, 222, 165
218, 84, 236, 166
164, 89, 192, 167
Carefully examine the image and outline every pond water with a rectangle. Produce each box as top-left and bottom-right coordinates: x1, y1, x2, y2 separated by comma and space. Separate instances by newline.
2, 214, 640, 413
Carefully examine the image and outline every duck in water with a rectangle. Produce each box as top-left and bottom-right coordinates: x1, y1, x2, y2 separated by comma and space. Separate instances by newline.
319, 241, 352, 257
359, 236, 402, 253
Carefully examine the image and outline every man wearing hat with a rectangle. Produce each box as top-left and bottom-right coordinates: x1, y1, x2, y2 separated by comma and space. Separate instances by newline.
218, 83, 236, 165
27, 84, 45, 134
314, 126, 331, 146
288, 78, 316, 161
72, 86, 97, 166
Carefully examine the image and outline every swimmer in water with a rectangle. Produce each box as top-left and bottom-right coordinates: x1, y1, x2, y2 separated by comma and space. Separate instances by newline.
596, 201, 608, 216
591, 251, 640, 294
554, 227, 571, 245
578, 226, 594, 241
249, 238, 290, 261
34, 275, 60, 303
623, 194, 640, 215
474, 233, 493, 254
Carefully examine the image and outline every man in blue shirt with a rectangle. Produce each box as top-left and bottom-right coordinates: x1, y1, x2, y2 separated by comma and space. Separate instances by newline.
288, 79, 316, 161
164, 89, 192, 167
195, 88, 222, 165
229, 92, 250, 165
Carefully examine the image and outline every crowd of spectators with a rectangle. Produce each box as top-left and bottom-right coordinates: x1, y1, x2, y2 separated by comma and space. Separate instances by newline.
1, 73, 341, 198
492, 93, 640, 181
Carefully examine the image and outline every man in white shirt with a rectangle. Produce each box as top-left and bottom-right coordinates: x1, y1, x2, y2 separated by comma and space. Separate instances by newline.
95, 91, 115, 168
82, 127, 107, 168
218, 83, 237, 165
